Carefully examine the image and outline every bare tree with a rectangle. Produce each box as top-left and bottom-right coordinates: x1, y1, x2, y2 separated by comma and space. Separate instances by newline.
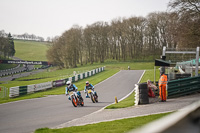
168, 0, 200, 15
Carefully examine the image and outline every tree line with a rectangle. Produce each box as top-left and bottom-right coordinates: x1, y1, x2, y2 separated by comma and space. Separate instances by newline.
46, 0, 199, 68
12, 32, 45, 42
0, 30, 15, 59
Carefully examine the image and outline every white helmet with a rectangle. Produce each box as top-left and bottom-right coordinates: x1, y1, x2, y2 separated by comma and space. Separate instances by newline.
66, 81, 71, 87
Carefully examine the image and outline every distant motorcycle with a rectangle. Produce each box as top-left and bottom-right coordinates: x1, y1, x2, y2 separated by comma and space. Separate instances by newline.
87, 87, 98, 103
69, 91, 84, 107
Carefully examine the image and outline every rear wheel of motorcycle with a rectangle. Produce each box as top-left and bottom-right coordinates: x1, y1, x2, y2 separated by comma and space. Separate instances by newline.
80, 101, 84, 106
95, 96, 98, 102
80, 97, 84, 106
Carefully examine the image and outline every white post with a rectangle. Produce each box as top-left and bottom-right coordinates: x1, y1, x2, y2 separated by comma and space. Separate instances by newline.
162, 46, 166, 56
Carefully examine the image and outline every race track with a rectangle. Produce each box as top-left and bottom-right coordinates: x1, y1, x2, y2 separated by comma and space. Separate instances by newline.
0, 70, 144, 133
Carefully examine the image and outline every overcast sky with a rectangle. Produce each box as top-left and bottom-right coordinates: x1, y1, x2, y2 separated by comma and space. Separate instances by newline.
0, 0, 170, 39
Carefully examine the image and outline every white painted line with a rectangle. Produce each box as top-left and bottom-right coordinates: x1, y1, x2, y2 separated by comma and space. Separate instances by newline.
137, 70, 146, 84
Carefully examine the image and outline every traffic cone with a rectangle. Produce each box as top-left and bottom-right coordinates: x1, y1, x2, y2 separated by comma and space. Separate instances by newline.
115, 96, 118, 104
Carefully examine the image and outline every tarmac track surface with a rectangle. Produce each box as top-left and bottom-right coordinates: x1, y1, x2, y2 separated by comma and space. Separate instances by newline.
0, 70, 144, 133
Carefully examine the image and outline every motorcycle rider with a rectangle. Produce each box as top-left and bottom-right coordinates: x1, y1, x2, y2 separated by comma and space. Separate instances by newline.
65, 81, 78, 100
84, 81, 98, 98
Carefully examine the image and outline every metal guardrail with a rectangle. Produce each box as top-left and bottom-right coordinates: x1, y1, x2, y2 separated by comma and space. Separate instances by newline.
167, 76, 200, 98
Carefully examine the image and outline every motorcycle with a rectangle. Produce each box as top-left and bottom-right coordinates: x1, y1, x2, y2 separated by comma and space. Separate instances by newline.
69, 91, 84, 107
87, 88, 98, 103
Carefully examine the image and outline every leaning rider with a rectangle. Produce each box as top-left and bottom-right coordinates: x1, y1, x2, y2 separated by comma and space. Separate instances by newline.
65, 81, 78, 100
84, 81, 98, 98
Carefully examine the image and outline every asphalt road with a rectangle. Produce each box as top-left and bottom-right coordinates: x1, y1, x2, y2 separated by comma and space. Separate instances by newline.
0, 70, 144, 133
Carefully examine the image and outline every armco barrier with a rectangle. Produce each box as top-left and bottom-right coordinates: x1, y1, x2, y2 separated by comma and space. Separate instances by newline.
9, 81, 53, 97
72, 76, 75, 82
167, 76, 200, 98
75, 75, 78, 81
52, 80, 66, 87
68, 77, 72, 82
27, 85, 35, 94
9, 87, 20, 97
34, 82, 52, 91
19, 86, 28, 96
80, 74, 83, 79
9, 67, 105, 98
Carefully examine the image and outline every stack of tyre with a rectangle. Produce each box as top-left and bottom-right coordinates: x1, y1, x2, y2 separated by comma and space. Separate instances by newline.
138, 82, 149, 104
134, 84, 139, 105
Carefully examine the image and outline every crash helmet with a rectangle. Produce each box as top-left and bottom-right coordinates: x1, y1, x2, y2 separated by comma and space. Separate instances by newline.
86, 81, 89, 86
66, 81, 71, 87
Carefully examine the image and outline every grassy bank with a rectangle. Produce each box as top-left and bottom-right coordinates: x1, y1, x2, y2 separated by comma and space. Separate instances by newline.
14, 40, 49, 61
35, 112, 172, 133
0, 63, 18, 70
105, 91, 136, 109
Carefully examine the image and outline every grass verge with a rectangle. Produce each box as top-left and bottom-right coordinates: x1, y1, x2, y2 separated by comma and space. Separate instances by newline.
105, 92, 135, 109
35, 112, 172, 133
0, 63, 18, 70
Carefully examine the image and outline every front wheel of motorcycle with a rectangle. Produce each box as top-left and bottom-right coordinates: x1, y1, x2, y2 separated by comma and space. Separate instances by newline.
91, 94, 95, 103
72, 96, 77, 107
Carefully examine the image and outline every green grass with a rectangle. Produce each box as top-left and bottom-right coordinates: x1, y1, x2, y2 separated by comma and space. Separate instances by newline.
14, 40, 49, 61
140, 69, 160, 83
0, 63, 18, 70
104, 61, 154, 70
105, 92, 135, 109
35, 112, 172, 133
